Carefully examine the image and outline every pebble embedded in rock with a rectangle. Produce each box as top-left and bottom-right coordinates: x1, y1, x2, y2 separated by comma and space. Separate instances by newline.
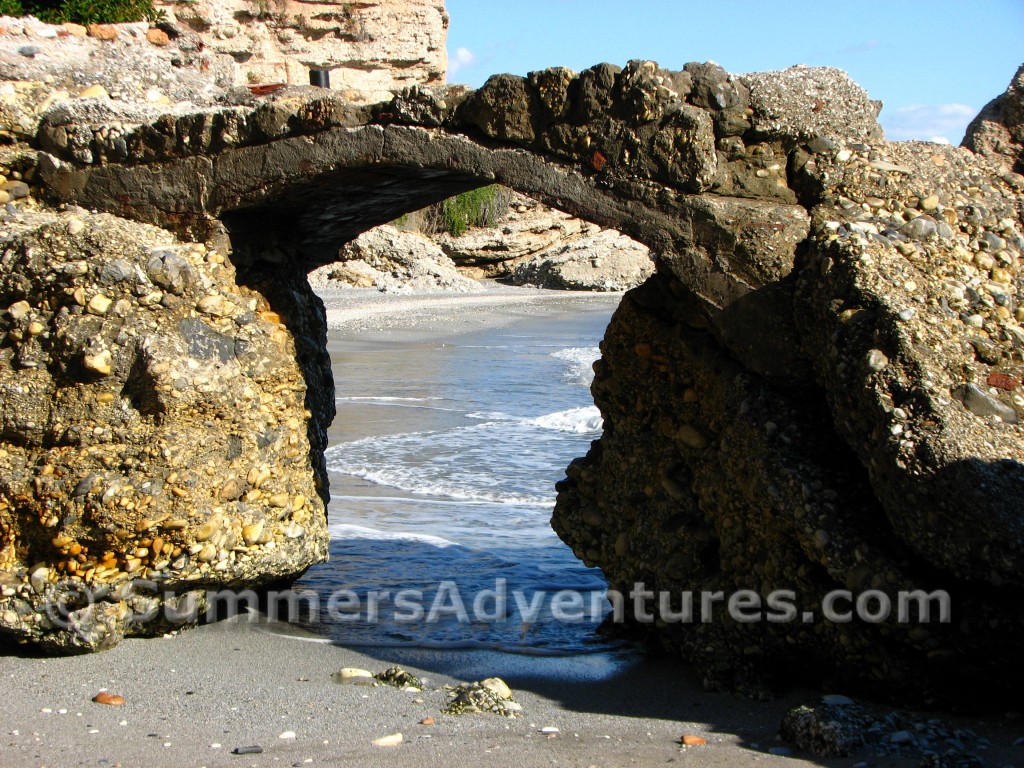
87, 294, 112, 315
953, 383, 1019, 424
86, 23, 118, 40
866, 349, 889, 372
2, 180, 29, 200
83, 349, 113, 376
77, 84, 109, 99
146, 27, 170, 46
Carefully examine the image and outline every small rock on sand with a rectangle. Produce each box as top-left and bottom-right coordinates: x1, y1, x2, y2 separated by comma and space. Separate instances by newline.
92, 692, 124, 706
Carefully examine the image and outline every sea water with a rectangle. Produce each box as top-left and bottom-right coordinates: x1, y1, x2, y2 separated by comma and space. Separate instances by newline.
295, 295, 622, 655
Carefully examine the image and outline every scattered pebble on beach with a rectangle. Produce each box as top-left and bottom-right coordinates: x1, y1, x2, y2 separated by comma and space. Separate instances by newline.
374, 666, 423, 690
372, 732, 403, 747
91, 692, 124, 706
332, 667, 374, 685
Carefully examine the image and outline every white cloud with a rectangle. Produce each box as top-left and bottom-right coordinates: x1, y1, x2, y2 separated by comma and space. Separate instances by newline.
448, 47, 476, 76
880, 103, 978, 145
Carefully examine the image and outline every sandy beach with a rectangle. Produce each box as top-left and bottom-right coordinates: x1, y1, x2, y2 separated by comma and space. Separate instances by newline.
1, 286, 1021, 768
316, 281, 628, 337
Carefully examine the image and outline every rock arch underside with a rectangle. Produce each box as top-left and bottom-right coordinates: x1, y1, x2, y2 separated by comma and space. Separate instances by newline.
4, 57, 1024, 706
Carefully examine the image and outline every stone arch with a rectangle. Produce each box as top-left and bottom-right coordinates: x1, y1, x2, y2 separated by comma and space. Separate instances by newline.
12, 60, 1024, 704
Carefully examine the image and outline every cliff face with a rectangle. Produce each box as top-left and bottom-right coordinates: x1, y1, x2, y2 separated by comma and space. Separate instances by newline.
155, 0, 448, 100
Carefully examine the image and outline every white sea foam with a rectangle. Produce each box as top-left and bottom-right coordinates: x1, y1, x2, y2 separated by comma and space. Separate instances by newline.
329, 522, 459, 548
551, 346, 601, 387
340, 465, 552, 507
464, 410, 515, 421
526, 406, 603, 434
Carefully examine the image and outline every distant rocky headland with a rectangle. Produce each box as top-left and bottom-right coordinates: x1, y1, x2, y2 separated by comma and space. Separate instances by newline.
1, 5, 1023, 709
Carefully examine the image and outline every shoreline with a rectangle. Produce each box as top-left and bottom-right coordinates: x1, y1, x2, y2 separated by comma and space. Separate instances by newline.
314, 282, 625, 339
2, 288, 1021, 767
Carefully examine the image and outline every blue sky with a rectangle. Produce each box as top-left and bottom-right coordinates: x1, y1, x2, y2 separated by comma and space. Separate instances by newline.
445, 0, 1024, 144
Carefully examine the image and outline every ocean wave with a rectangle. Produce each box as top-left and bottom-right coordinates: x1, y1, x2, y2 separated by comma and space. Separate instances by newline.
551, 346, 601, 387
340, 466, 553, 507
464, 410, 516, 421
526, 406, 603, 434
328, 522, 460, 548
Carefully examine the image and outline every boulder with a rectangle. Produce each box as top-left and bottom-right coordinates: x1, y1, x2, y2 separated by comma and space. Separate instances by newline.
0, 210, 332, 652
509, 228, 653, 291
554, 70, 1024, 706
794, 139, 1024, 586
962, 63, 1024, 174
335, 225, 482, 293
744, 65, 883, 144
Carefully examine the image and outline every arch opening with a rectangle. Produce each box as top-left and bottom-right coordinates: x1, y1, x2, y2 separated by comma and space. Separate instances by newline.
247, 183, 652, 656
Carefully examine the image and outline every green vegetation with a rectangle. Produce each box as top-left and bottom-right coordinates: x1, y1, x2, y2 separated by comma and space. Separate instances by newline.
391, 185, 512, 238
440, 185, 510, 237
0, 0, 163, 24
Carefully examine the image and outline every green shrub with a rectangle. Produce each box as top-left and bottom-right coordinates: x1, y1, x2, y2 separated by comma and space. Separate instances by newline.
3, 0, 162, 23
440, 185, 511, 237
390, 185, 513, 236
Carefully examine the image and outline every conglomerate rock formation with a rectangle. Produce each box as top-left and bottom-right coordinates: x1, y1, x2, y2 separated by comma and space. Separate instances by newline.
1, 14, 1023, 703
0, 208, 332, 652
